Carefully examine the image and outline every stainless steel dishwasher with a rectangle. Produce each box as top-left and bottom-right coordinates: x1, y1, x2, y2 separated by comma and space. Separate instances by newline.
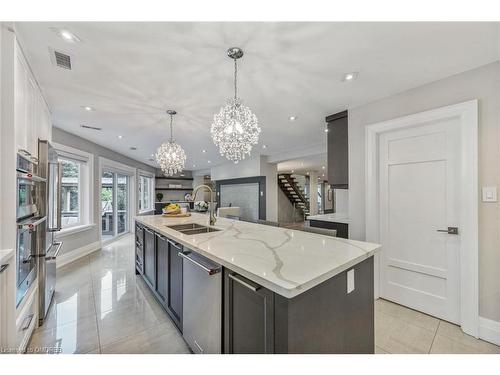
179, 249, 222, 354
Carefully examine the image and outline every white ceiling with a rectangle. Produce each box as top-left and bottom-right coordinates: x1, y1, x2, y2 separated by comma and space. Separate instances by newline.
277, 153, 327, 175
15, 22, 500, 171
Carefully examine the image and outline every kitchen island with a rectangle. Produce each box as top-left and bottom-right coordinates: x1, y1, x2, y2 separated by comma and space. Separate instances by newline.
308, 212, 350, 238
134, 213, 380, 354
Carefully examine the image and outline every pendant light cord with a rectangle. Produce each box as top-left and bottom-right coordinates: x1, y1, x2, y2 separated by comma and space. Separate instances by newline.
234, 58, 238, 100
169, 113, 174, 141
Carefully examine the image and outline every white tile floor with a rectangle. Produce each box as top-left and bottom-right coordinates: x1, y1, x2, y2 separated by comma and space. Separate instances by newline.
28, 234, 500, 354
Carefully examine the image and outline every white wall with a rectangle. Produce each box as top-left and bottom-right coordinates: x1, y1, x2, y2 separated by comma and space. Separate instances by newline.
348, 61, 500, 322
334, 189, 349, 213
210, 155, 261, 181
260, 156, 278, 221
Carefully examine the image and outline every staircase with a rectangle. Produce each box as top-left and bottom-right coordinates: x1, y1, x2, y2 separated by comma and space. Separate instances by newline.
278, 174, 310, 216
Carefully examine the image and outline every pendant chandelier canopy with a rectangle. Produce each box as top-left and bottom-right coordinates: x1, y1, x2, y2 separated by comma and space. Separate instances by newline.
155, 110, 186, 176
211, 47, 261, 163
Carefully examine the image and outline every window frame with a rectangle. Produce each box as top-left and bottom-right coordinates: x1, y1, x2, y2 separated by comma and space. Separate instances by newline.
138, 170, 155, 214
53, 143, 94, 235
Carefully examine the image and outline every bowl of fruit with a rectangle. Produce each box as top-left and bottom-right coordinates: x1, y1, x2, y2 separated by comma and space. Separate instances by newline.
163, 203, 180, 215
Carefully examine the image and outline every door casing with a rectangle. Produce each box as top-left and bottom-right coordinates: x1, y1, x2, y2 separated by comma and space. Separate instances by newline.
365, 100, 478, 337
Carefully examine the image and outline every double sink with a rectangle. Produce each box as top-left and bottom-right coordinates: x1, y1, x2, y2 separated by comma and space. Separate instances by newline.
167, 223, 221, 235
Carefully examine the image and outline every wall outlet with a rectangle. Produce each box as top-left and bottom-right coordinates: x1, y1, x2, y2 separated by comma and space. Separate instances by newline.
482, 186, 497, 202
347, 269, 355, 294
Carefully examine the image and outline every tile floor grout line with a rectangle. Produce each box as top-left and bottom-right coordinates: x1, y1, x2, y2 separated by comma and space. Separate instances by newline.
88, 254, 103, 354
428, 320, 441, 353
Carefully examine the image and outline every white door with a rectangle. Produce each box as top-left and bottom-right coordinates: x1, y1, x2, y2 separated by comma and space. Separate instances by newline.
379, 117, 461, 323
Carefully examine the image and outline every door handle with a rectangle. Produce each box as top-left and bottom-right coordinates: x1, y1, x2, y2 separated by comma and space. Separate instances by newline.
437, 227, 459, 235
178, 252, 220, 275
21, 314, 34, 331
46, 242, 63, 260
228, 273, 260, 292
0, 264, 9, 273
194, 340, 204, 354
166, 238, 181, 250
56, 162, 62, 231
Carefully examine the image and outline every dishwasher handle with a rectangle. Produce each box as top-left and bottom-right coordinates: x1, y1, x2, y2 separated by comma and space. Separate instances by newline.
178, 252, 220, 276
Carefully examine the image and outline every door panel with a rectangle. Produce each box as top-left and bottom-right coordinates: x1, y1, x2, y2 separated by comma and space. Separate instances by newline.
167, 240, 183, 329
224, 270, 274, 354
156, 234, 168, 304
379, 120, 460, 323
143, 228, 156, 289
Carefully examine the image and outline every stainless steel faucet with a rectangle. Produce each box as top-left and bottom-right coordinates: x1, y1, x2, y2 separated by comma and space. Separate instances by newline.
191, 184, 217, 226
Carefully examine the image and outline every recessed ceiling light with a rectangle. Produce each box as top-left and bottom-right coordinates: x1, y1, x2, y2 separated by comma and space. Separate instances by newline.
306, 172, 309, 175
289, 116, 297, 121
82, 106, 94, 111
322, 166, 325, 169
291, 170, 294, 173
262, 144, 267, 149
322, 174, 325, 177
151, 154, 154, 157
324, 128, 329, 133
118, 135, 123, 139
343, 72, 359, 81
51, 28, 81, 43
193, 164, 196, 168
202, 150, 206, 153
207, 160, 211, 164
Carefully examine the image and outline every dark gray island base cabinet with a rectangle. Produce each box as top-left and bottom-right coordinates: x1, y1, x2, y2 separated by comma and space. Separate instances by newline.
309, 219, 349, 239
135, 220, 374, 354
224, 270, 275, 353
224, 256, 374, 354
154, 233, 183, 330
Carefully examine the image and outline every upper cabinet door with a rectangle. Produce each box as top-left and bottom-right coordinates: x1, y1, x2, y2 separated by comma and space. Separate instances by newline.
26, 76, 37, 156
14, 43, 52, 156
327, 111, 348, 189
14, 54, 28, 153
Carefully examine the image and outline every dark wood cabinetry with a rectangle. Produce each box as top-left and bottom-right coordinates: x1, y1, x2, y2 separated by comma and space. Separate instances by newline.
135, 223, 144, 275
137, 226, 183, 331
135, 221, 374, 354
327, 110, 348, 189
143, 227, 156, 289
223, 257, 374, 354
224, 270, 274, 354
155, 233, 169, 304
167, 239, 183, 329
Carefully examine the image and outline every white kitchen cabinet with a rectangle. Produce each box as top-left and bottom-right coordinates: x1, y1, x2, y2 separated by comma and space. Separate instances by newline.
0, 250, 15, 351
14, 52, 28, 153
14, 42, 52, 157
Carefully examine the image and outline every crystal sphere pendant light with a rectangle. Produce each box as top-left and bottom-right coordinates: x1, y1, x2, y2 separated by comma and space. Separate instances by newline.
155, 110, 186, 176
211, 47, 261, 163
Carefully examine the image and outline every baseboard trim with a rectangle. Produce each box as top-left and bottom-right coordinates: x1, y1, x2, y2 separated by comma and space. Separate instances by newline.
56, 241, 101, 269
479, 316, 500, 346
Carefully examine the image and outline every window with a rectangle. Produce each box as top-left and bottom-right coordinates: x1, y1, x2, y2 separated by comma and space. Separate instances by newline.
56, 144, 93, 231
60, 158, 82, 227
139, 174, 154, 212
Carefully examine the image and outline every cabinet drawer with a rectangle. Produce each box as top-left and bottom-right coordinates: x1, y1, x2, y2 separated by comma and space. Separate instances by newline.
15, 286, 37, 353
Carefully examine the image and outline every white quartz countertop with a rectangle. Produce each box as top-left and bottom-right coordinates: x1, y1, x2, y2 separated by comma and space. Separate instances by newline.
0, 248, 15, 265
307, 212, 350, 224
135, 213, 379, 299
